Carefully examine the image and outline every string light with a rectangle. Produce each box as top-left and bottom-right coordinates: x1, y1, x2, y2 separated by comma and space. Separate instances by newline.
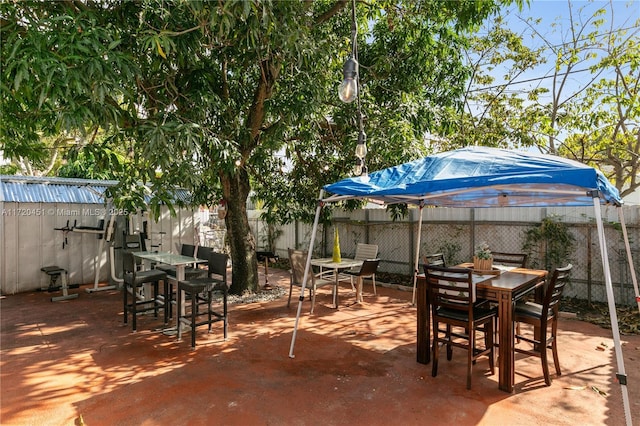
338, 0, 367, 177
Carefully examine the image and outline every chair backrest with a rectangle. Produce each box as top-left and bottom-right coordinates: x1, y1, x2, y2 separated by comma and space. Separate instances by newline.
358, 259, 380, 277
122, 251, 137, 274
122, 233, 143, 268
491, 252, 527, 268
181, 244, 196, 257
542, 264, 572, 321
123, 233, 142, 252
197, 246, 213, 261
288, 248, 309, 286
423, 264, 475, 310
207, 251, 228, 284
424, 253, 446, 267
354, 243, 378, 262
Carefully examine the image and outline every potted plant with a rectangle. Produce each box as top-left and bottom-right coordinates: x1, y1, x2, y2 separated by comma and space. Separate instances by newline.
473, 242, 493, 272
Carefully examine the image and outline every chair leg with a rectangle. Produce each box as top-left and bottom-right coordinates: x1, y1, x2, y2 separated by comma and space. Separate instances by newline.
310, 286, 316, 313
207, 290, 213, 333
486, 322, 495, 374
123, 283, 128, 325
191, 290, 197, 349
177, 286, 183, 341
551, 319, 561, 377
540, 327, 551, 386
163, 280, 171, 324
446, 325, 453, 361
287, 284, 293, 307
431, 310, 439, 377
153, 281, 159, 318
222, 290, 228, 340
372, 274, 376, 295
132, 284, 137, 332
467, 327, 474, 390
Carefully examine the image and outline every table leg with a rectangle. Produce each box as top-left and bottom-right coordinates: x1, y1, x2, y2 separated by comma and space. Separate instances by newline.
498, 293, 515, 393
176, 265, 186, 318
356, 277, 363, 303
417, 276, 430, 364
333, 269, 339, 308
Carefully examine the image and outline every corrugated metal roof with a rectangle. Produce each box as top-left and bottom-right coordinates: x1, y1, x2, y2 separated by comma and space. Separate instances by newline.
0, 176, 191, 204
0, 176, 114, 204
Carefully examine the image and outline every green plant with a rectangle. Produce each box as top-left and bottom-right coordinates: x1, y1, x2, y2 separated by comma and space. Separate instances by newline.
475, 242, 492, 259
437, 241, 463, 265
522, 215, 575, 271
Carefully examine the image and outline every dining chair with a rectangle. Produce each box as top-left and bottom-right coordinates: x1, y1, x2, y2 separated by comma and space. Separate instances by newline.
423, 264, 497, 390
423, 252, 446, 267
342, 258, 380, 302
176, 251, 229, 348
514, 264, 572, 385
491, 252, 528, 268
288, 248, 337, 313
339, 243, 379, 294
122, 251, 167, 332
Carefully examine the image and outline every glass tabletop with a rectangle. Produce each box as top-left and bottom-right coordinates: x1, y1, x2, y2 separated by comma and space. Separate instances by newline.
133, 251, 207, 266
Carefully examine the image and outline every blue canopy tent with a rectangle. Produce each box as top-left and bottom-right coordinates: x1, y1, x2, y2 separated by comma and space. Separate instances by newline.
289, 147, 635, 424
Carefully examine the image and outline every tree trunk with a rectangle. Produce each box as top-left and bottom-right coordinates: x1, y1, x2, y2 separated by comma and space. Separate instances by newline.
221, 167, 259, 295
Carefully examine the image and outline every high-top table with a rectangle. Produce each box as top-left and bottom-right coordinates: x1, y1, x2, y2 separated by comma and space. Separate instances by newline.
133, 251, 208, 333
416, 265, 548, 393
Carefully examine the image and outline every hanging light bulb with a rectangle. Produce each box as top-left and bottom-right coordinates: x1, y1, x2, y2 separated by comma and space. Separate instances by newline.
354, 157, 363, 176
338, 57, 358, 103
355, 129, 367, 158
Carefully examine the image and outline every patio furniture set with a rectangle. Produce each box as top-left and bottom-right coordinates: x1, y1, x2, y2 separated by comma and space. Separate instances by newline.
119, 236, 570, 394
121, 239, 228, 348
418, 251, 573, 392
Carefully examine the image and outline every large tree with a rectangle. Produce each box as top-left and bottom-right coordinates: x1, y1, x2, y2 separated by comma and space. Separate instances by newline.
2, 0, 514, 294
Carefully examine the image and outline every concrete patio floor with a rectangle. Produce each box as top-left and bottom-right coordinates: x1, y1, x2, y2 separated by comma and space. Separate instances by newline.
1, 268, 639, 425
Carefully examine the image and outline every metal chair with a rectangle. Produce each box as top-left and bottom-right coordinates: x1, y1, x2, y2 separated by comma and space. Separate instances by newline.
288, 248, 336, 313
342, 259, 380, 302
514, 264, 572, 385
177, 251, 229, 348
424, 264, 497, 389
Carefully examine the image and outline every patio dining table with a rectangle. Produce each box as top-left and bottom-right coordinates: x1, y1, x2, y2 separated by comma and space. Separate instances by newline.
309, 257, 363, 307
133, 251, 208, 333
416, 265, 548, 393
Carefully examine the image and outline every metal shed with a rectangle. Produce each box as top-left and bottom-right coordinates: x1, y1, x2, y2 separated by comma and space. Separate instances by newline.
0, 176, 197, 294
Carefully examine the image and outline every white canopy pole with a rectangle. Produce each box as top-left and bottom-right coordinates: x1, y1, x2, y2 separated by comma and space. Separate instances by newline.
617, 207, 640, 314
289, 190, 325, 358
411, 204, 424, 306
593, 199, 632, 425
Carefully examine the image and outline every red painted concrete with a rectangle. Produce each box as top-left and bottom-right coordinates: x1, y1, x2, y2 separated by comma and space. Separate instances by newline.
1, 269, 638, 425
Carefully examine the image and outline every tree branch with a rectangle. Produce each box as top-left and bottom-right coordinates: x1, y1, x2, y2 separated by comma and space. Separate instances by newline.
314, 0, 349, 26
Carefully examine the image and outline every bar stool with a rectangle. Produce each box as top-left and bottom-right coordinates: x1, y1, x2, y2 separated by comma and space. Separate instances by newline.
177, 251, 229, 348
122, 251, 167, 332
